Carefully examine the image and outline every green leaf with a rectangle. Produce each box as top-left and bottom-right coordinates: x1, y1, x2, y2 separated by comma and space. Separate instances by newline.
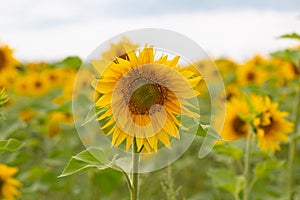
271, 49, 300, 67
254, 160, 285, 179
58, 148, 114, 178
81, 106, 107, 126
0, 139, 23, 153
200, 125, 224, 140
213, 144, 243, 161
48, 56, 82, 69
208, 168, 243, 197
92, 169, 123, 195
280, 33, 300, 40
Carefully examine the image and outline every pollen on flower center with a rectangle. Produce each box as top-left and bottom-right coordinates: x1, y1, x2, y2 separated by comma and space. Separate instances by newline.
129, 81, 167, 115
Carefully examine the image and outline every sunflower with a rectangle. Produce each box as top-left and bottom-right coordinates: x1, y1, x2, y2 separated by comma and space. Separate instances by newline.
92, 46, 201, 152
28, 73, 50, 96
237, 63, 266, 86
41, 68, 66, 87
253, 96, 293, 152
101, 37, 139, 62
271, 59, 298, 83
0, 69, 19, 89
47, 111, 73, 137
25, 61, 49, 72
214, 58, 238, 78
0, 164, 22, 200
219, 97, 250, 141
0, 44, 19, 73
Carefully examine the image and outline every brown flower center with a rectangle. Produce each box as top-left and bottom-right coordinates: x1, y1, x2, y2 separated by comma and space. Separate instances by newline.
247, 72, 255, 81
259, 112, 274, 134
0, 50, 6, 71
232, 116, 247, 135
34, 81, 42, 88
128, 79, 167, 115
0, 178, 4, 195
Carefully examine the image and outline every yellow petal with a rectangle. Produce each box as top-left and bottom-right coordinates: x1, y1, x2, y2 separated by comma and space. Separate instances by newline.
96, 92, 112, 107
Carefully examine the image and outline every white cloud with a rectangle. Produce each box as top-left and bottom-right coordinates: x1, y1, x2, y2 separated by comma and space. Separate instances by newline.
0, 1, 299, 62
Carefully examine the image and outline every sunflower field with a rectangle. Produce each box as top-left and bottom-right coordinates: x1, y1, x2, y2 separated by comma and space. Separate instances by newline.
0, 31, 299, 200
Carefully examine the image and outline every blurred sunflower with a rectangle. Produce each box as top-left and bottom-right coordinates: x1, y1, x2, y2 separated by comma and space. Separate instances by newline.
14, 76, 30, 96
253, 96, 293, 152
19, 109, 37, 122
28, 73, 50, 96
93, 46, 201, 152
0, 164, 22, 200
47, 111, 73, 137
0, 69, 19, 89
224, 84, 242, 102
0, 44, 19, 73
271, 59, 298, 83
25, 62, 49, 72
214, 58, 238, 78
237, 63, 266, 86
42, 68, 65, 87
219, 97, 250, 141
246, 54, 269, 66
102, 37, 139, 62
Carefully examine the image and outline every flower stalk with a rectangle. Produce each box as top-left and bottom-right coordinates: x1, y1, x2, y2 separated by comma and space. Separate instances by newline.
243, 126, 254, 200
287, 75, 300, 200
131, 138, 140, 200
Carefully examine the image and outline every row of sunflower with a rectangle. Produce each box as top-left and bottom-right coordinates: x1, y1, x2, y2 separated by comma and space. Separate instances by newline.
0, 34, 299, 199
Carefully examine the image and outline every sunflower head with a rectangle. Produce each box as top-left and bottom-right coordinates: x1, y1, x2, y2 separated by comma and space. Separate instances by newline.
93, 46, 201, 152
0, 44, 19, 73
253, 96, 294, 152
219, 97, 250, 141
237, 63, 267, 86
0, 164, 22, 200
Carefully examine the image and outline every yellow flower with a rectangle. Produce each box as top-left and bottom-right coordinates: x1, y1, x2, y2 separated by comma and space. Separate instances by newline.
28, 73, 50, 96
185, 59, 220, 94
101, 37, 139, 62
271, 59, 298, 83
25, 62, 49, 72
0, 44, 19, 73
219, 97, 250, 141
47, 111, 73, 137
0, 164, 22, 200
92, 46, 201, 152
0, 69, 19, 89
214, 58, 238, 78
253, 96, 293, 152
19, 109, 37, 122
14, 76, 31, 96
246, 54, 269, 67
237, 62, 267, 86
41, 68, 66, 87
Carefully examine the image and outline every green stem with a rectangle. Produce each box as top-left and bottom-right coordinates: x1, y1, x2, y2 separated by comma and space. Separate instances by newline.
131, 138, 140, 200
287, 78, 300, 200
243, 126, 253, 200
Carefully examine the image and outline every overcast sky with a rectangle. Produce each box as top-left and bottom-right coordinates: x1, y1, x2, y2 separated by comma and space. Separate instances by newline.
1, 0, 300, 61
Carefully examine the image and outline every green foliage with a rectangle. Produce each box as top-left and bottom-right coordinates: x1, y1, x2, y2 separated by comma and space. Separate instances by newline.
0, 138, 23, 153
280, 32, 300, 40
207, 168, 243, 198
271, 49, 300, 67
92, 169, 123, 195
253, 160, 285, 179
48, 56, 82, 69
59, 148, 115, 178
213, 144, 243, 161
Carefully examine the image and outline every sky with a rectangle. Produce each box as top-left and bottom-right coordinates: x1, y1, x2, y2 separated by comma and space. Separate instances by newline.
0, 0, 300, 62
